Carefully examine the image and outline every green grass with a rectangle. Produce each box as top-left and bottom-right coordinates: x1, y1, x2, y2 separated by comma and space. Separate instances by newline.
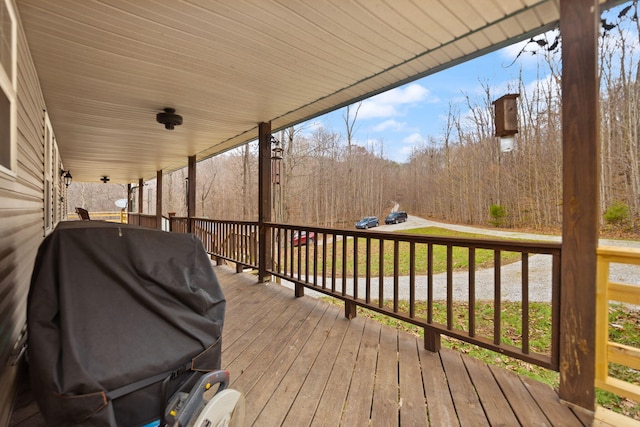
292, 226, 525, 277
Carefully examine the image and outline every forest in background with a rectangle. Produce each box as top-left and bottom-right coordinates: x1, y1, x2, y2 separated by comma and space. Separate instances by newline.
68, 3, 640, 235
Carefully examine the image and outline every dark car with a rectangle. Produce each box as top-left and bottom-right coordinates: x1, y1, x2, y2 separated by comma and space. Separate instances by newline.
385, 211, 408, 224
355, 216, 379, 229
293, 231, 315, 246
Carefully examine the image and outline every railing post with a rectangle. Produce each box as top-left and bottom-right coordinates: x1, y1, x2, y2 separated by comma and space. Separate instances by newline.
344, 300, 356, 319
156, 170, 163, 230
137, 178, 143, 217
424, 327, 441, 352
168, 212, 175, 232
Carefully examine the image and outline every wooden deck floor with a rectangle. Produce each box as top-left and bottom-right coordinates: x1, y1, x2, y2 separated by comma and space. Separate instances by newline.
10, 265, 593, 426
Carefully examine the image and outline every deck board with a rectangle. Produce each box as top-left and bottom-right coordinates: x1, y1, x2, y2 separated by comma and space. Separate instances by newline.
440, 348, 489, 427
9, 265, 593, 427
398, 334, 428, 425
489, 364, 553, 426
422, 350, 460, 426
254, 306, 338, 426
281, 310, 350, 426
310, 316, 365, 427
341, 319, 382, 426
371, 323, 400, 425
463, 355, 521, 426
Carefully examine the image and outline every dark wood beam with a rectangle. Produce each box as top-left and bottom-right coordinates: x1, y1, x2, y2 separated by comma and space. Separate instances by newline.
559, 0, 599, 410
137, 178, 143, 214
258, 122, 272, 283
156, 170, 163, 230
187, 155, 196, 233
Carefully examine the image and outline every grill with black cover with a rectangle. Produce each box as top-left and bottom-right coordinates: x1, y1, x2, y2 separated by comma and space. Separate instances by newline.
27, 221, 225, 426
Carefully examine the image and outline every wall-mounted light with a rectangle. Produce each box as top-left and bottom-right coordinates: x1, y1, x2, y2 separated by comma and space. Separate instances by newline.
60, 170, 73, 187
492, 93, 520, 152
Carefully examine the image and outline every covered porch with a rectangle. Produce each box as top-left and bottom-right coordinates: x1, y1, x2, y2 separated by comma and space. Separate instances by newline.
3, 0, 638, 425
11, 265, 590, 426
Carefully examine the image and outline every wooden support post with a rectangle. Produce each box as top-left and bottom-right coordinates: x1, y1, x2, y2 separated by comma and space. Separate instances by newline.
187, 155, 196, 233
137, 178, 143, 215
295, 283, 305, 298
559, 0, 599, 411
424, 327, 441, 352
168, 212, 175, 232
344, 300, 357, 319
258, 122, 272, 283
156, 170, 163, 230
127, 183, 132, 224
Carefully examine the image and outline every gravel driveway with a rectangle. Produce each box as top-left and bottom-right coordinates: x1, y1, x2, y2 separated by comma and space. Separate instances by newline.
278, 217, 640, 303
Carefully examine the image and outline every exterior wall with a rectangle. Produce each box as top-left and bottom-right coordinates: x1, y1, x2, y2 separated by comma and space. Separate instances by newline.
0, 2, 63, 423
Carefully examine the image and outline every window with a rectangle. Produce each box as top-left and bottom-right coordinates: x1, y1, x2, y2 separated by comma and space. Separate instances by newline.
0, 0, 16, 175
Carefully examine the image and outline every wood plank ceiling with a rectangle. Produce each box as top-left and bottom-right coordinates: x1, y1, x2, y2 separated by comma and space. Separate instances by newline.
14, 0, 612, 183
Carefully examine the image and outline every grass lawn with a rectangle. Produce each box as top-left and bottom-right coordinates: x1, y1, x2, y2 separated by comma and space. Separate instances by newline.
295, 226, 528, 277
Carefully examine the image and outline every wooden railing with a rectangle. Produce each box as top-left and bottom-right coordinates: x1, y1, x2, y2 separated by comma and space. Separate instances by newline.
67, 211, 126, 222
127, 213, 155, 229
596, 246, 640, 403
268, 223, 561, 370
193, 218, 259, 269
168, 217, 562, 370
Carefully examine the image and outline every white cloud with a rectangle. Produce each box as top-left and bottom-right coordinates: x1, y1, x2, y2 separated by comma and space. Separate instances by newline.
403, 132, 427, 146
373, 119, 407, 132
358, 83, 433, 120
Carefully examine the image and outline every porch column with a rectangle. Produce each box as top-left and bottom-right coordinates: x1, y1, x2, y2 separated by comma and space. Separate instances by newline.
187, 155, 196, 233
559, 0, 599, 410
156, 170, 163, 230
138, 178, 143, 214
258, 122, 272, 283
126, 183, 132, 224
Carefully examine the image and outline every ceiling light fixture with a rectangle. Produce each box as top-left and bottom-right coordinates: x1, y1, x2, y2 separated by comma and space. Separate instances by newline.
156, 107, 183, 130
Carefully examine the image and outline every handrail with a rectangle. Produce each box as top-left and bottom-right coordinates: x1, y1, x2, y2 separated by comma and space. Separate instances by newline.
268, 222, 561, 370
167, 217, 562, 370
66, 211, 126, 222
596, 246, 640, 403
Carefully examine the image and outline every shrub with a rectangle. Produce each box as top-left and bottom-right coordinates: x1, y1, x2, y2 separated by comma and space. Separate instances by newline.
489, 203, 506, 227
604, 201, 630, 226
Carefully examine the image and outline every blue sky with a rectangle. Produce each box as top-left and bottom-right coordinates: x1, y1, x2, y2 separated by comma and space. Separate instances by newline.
309, 40, 551, 163
307, 2, 637, 164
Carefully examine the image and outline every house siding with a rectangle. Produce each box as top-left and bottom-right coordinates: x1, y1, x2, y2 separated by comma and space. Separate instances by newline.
0, 1, 60, 423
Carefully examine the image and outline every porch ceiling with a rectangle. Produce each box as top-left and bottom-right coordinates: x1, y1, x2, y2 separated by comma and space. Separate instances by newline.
15, 0, 609, 183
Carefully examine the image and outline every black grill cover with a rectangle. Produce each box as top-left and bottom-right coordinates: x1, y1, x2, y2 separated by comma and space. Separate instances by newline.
27, 221, 225, 426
